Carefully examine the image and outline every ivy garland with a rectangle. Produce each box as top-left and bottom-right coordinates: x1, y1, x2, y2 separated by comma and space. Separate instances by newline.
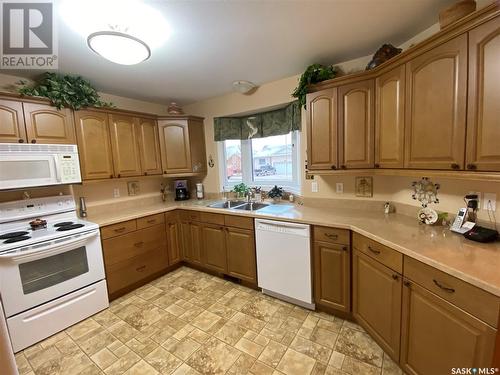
292, 64, 338, 109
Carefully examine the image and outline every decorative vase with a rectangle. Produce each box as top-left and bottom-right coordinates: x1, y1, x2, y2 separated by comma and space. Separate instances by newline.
168, 102, 184, 115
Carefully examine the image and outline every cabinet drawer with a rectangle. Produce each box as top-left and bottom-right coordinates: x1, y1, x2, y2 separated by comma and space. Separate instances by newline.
179, 210, 201, 222
137, 213, 164, 229
101, 220, 137, 239
352, 232, 402, 273
200, 212, 225, 225
103, 224, 166, 266
404, 257, 500, 327
314, 226, 350, 245
106, 248, 167, 295
224, 215, 254, 230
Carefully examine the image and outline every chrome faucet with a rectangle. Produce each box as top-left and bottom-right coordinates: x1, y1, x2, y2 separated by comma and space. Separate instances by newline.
246, 189, 255, 203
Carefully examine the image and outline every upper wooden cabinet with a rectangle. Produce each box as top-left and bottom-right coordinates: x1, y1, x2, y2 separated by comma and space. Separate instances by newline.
109, 114, 142, 178
338, 79, 374, 169
404, 35, 467, 170
466, 16, 500, 172
375, 65, 405, 168
0, 99, 26, 143
23, 103, 75, 144
137, 118, 162, 175
158, 117, 206, 175
74, 110, 114, 180
306, 88, 338, 170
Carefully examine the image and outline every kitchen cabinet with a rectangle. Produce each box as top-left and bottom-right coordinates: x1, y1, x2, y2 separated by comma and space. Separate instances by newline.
109, 114, 142, 178
137, 117, 162, 175
74, 110, 114, 180
400, 279, 496, 375
0, 99, 26, 143
180, 220, 203, 265
201, 223, 227, 273
466, 16, 500, 172
23, 103, 75, 144
375, 65, 405, 168
313, 226, 350, 313
226, 227, 256, 283
338, 79, 375, 169
306, 88, 338, 170
352, 249, 402, 361
158, 117, 207, 175
165, 212, 181, 265
404, 34, 467, 170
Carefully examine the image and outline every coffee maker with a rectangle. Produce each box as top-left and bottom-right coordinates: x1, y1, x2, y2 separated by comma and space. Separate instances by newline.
174, 180, 190, 201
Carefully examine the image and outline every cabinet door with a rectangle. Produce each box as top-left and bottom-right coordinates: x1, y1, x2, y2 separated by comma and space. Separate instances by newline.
166, 219, 181, 265
466, 17, 500, 171
0, 99, 26, 143
181, 221, 202, 265
338, 79, 375, 169
201, 224, 227, 273
401, 280, 496, 375
108, 114, 141, 178
188, 119, 207, 173
74, 110, 114, 180
226, 227, 256, 283
23, 103, 75, 144
405, 35, 467, 170
158, 120, 192, 174
136, 118, 162, 175
180, 221, 191, 261
313, 241, 350, 312
306, 88, 338, 170
375, 65, 405, 168
352, 250, 402, 361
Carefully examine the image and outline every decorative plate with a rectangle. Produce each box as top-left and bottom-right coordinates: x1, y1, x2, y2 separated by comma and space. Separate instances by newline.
418, 207, 438, 225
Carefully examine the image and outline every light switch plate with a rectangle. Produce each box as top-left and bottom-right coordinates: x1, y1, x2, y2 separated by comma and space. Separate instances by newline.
336, 183, 344, 194
483, 193, 496, 211
311, 181, 318, 193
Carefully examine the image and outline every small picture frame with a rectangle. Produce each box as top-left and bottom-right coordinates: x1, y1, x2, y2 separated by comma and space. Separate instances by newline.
355, 177, 373, 197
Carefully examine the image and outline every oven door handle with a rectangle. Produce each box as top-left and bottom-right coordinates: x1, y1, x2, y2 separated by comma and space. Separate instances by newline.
0, 231, 99, 263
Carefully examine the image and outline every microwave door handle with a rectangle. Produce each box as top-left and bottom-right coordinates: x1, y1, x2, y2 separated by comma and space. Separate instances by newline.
53, 155, 62, 182
0, 231, 98, 263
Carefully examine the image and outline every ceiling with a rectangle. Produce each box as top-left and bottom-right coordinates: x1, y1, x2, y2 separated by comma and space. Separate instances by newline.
5, 0, 454, 105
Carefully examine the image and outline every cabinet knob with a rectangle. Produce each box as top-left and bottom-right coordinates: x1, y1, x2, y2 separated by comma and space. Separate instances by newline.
342, 246, 348, 252
18, 139, 24, 143
392, 274, 399, 281
451, 163, 460, 170
374, 163, 380, 168
341, 165, 347, 170
466, 164, 477, 170
144, 172, 148, 176
31, 139, 36, 144
110, 174, 113, 178
403, 280, 411, 288
117, 174, 121, 178
331, 165, 336, 170
163, 171, 167, 174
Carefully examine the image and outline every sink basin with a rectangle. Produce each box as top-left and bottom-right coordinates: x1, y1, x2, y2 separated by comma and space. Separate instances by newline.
233, 202, 269, 211
207, 200, 246, 209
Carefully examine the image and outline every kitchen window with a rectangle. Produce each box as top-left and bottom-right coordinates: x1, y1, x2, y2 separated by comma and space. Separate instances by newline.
220, 131, 300, 192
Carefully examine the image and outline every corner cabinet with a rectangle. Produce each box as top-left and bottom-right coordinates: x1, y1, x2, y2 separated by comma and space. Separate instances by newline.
338, 79, 375, 169
157, 116, 207, 176
466, 16, 500, 172
404, 34, 468, 170
306, 88, 338, 171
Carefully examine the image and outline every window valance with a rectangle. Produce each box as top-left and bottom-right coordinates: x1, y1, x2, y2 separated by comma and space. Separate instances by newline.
214, 101, 301, 142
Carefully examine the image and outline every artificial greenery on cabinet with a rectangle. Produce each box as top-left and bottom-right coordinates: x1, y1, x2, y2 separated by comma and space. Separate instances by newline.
292, 64, 338, 109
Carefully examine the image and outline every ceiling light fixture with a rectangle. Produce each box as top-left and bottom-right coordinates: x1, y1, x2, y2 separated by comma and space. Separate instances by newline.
232, 80, 257, 94
87, 31, 151, 65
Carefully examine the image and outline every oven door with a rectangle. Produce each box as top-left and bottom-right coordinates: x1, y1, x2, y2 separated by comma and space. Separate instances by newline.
0, 229, 106, 317
0, 153, 59, 190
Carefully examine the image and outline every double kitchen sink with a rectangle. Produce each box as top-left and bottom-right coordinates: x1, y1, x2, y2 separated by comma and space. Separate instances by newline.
207, 200, 269, 211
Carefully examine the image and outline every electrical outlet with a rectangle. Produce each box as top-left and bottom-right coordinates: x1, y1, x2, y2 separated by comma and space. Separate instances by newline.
483, 193, 496, 211
468, 191, 481, 210
311, 181, 318, 193
336, 183, 344, 194
113, 188, 120, 198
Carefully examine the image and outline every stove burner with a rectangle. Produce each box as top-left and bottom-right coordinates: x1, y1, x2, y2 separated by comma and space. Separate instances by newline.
54, 221, 75, 227
56, 224, 85, 231
0, 231, 29, 239
3, 235, 31, 243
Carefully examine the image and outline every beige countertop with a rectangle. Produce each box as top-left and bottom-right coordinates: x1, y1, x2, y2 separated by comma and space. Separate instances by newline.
88, 199, 500, 298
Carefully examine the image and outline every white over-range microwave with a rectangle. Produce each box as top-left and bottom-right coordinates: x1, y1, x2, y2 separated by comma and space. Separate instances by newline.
0, 143, 82, 190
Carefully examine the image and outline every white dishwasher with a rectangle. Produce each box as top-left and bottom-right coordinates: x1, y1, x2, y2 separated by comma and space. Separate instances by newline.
255, 219, 314, 309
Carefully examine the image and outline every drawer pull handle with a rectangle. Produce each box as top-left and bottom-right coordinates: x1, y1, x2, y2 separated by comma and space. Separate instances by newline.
367, 246, 381, 255
325, 233, 338, 239
147, 219, 156, 224
136, 265, 146, 272
433, 279, 455, 293
114, 227, 126, 232
134, 241, 144, 247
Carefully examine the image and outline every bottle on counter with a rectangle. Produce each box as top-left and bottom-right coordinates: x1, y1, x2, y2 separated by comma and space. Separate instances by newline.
196, 183, 204, 200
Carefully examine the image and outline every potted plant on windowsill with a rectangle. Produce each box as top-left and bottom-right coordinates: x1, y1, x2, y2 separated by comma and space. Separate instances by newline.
232, 183, 249, 199
268, 185, 284, 202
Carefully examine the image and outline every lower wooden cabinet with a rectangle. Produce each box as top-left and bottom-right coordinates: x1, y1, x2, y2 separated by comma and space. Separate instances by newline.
352, 249, 402, 361
226, 227, 256, 283
201, 223, 227, 273
400, 279, 496, 375
165, 212, 181, 265
313, 241, 350, 312
180, 221, 202, 265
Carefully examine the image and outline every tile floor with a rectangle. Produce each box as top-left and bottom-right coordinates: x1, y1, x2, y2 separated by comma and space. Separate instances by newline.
15, 267, 404, 375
